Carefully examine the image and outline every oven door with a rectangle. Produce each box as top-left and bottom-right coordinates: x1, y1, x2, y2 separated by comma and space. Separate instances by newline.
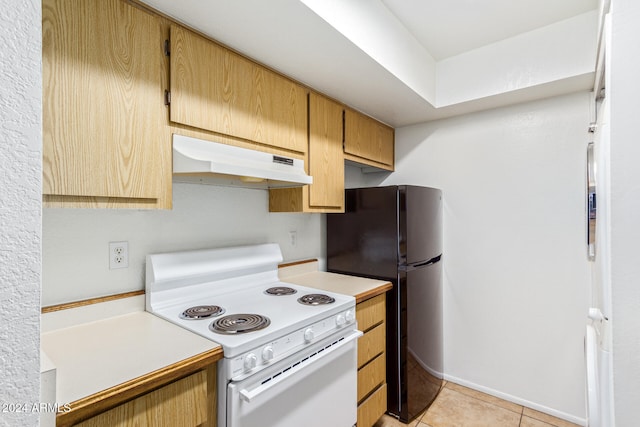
227, 329, 362, 427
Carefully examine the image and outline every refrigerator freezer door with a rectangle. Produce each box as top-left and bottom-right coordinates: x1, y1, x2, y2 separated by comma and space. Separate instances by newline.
401, 186, 443, 266
327, 186, 399, 279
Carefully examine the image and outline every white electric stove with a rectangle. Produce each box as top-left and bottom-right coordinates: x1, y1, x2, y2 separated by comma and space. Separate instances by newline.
145, 243, 360, 427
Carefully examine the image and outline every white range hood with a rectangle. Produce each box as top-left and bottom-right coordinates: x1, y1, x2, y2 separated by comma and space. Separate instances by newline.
172, 134, 312, 189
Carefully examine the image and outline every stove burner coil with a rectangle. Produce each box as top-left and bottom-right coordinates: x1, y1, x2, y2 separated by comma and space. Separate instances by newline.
297, 294, 336, 306
210, 314, 271, 334
180, 305, 225, 320
265, 286, 297, 296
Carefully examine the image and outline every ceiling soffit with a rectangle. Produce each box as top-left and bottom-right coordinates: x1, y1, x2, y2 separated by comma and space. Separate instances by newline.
139, 0, 600, 126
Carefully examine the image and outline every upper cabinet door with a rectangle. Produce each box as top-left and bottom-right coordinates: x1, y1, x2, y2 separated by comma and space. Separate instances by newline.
308, 93, 344, 209
43, 0, 168, 205
344, 109, 394, 170
169, 25, 308, 154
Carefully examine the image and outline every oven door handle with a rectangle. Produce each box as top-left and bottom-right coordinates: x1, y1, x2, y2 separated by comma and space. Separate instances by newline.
239, 329, 362, 403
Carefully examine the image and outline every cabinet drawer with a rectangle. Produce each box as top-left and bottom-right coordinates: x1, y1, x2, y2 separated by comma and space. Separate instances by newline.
75, 370, 208, 427
358, 323, 385, 368
356, 294, 385, 332
357, 383, 387, 427
358, 352, 386, 403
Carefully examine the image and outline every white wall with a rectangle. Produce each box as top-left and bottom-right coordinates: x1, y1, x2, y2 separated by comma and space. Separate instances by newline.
437, 11, 597, 106
609, 0, 640, 424
0, 0, 41, 425
352, 92, 591, 423
42, 184, 323, 306
299, 0, 436, 102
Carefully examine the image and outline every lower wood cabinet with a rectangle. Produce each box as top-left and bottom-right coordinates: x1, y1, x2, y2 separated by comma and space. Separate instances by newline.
357, 352, 386, 402
356, 294, 387, 426
357, 384, 388, 427
73, 366, 215, 427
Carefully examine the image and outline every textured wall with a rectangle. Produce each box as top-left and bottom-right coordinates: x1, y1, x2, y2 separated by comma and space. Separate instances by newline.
43, 184, 323, 306
609, 0, 640, 424
359, 92, 591, 424
0, 0, 42, 426
436, 11, 597, 106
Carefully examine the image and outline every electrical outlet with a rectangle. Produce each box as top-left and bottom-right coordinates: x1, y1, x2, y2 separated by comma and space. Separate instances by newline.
289, 230, 297, 247
109, 241, 129, 269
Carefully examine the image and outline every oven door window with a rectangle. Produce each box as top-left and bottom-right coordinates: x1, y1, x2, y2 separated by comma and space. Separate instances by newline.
227, 330, 360, 427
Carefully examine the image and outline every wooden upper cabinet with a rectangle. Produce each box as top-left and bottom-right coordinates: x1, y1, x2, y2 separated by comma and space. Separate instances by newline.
42, 0, 170, 208
344, 109, 394, 170
269, 93, 344, 213
169, 24, 308, 154
308, 93, 344, 209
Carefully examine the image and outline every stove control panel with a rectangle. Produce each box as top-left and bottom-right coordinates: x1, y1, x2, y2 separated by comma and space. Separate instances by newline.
345, 309, 355, 323
303, 328, 315, 343
262, 346, 274, 362
243, 354, 257, 370
227, 308, 357, 378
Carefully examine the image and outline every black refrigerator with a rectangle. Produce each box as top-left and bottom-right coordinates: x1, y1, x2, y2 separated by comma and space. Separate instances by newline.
327, 185, 443, 423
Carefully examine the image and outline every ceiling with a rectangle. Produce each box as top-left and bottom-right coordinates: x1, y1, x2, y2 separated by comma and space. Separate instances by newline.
140, 0, 599, 127
381, 0, 598, 60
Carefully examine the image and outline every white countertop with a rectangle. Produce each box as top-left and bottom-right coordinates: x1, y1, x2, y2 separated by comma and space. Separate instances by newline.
279, 261, 392, 303
41, 311, 221, 405
40, 261, 387, 424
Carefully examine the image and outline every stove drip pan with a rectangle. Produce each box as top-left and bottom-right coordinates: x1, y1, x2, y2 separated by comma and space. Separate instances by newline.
265, 286, 297, 296
180, 305, 225, 320
297, 294, 336, 306
210, 314, 271, 334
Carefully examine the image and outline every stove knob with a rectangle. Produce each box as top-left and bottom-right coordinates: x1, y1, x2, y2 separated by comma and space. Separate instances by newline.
303, 328, 315, 343
345, 310, 355, 323
262, 346, 274, 362
336, 314, 346, 327
244, 353, 257, 371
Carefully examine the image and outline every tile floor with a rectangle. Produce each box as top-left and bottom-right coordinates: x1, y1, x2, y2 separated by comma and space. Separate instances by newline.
374, 381, 581, 427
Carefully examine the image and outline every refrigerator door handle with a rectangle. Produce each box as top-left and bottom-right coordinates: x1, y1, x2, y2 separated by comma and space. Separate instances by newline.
413, 254, 442, 268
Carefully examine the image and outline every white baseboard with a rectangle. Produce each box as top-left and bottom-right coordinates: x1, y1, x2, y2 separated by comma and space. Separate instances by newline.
442, 374, 587, 427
